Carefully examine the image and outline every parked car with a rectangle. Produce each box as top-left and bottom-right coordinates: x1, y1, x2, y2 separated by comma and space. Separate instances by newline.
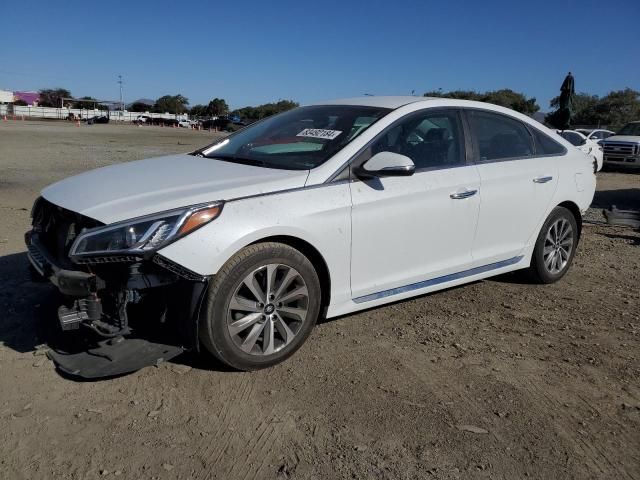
201, 116, 247, 131
135, 115, 152, 125
557, 129, 603, 172
599, 121, 640, 168
26, 97, 596, 376
155, 118, 179, 127
575, 128, 615, 142
178, 119, 195, 128
88, 114, 109, 125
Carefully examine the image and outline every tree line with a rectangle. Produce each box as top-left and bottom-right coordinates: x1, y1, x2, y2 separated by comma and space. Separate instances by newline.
33, 89, 299, 120
26, 87, 640, 129
545, 88, 640, 129
425, 87, 640, 129
424, 88, 540, 115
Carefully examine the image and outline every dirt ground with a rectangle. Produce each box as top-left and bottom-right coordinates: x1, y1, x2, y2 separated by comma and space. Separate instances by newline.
0, 121, 638, 480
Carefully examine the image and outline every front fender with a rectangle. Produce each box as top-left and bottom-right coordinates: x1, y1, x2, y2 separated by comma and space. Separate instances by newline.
157, 183, 353, 310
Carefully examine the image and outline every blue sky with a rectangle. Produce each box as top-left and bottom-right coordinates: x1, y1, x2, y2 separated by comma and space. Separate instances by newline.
2, 0, 639, 111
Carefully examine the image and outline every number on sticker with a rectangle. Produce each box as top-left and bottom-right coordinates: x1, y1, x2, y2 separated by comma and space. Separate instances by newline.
296, 128, 343, 140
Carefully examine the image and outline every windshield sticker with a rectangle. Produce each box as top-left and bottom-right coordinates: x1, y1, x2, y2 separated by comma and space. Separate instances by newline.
296, 128, 343, 140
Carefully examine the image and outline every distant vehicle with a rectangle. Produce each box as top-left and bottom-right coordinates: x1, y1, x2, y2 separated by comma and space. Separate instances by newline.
178, 119, 195, 128
201, 117, 228, 130
26, 96, 596, 374
557, 130, 603, 172
599, 121, 640, 168
88, 114, 109, 125
575, 128, 615, 142
135, 115, 152, 125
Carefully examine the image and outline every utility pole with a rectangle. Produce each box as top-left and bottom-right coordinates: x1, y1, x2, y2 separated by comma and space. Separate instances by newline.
117, 75, 124, 111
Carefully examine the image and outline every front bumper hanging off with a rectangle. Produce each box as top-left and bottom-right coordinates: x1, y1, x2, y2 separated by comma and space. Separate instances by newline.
47, 337, 185, 379
25, 231, 209, 379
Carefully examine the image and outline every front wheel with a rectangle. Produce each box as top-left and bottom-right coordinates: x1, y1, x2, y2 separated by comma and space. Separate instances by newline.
526, 206, 579, 284
200, 242, 322, 370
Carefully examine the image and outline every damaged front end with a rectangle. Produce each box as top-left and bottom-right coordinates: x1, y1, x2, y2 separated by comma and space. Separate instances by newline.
26, 198, 215, 378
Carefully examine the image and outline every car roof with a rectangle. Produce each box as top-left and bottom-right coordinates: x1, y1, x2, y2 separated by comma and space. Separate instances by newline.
558, 129, 587, 137
310, 96, 436, 109
307, 96, 560, 132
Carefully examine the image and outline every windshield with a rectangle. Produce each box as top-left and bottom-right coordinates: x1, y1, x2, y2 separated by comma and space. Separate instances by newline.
200, 105, 391, 170
617, 123, 640, 136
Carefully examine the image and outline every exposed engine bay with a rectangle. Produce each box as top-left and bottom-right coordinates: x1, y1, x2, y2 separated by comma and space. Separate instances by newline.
26, 198, 209, 378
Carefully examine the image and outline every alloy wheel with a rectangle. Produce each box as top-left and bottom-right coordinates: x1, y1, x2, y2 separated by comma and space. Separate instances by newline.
226, 264, 309, 355
543, 218, 574, 275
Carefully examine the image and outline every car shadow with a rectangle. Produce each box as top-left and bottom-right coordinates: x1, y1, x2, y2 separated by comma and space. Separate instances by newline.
598, 232, 640, 245
0, 252, 59, 354
601, 165, 640, 176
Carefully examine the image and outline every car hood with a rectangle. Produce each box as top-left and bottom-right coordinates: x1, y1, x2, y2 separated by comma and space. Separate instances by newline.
603, 135, 640, 143
41, 154, 309, 224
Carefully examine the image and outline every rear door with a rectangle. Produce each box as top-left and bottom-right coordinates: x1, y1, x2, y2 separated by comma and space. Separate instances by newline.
464, 109, 559, 266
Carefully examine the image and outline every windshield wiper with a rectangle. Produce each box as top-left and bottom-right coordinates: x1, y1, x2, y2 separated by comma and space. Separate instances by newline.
206, 154, 266, 167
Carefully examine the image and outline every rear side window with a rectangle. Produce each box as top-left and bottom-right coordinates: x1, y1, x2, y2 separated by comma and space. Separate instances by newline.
558, 131, 585, 147
467, 110, 534, 161
530, 128, 566, 155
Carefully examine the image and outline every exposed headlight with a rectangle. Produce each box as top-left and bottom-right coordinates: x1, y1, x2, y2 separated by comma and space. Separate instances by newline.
69, 202, 223, 261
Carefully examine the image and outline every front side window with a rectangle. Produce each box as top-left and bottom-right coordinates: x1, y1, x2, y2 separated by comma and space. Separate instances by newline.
467, 110, 534, 161
200, 105, 391, 170
368, 110, 465, 170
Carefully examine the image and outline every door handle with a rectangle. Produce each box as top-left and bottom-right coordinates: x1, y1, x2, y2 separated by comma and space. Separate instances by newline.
533, 176, 553, 184
450, 189, 478, 199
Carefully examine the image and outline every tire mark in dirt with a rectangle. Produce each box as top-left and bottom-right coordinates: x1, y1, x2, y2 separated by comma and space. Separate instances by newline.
524, 377, 638, 480
197, 375, 254, 479
194, 374, 294, 480
393, 347, 605, 477
574, 391, 639, 447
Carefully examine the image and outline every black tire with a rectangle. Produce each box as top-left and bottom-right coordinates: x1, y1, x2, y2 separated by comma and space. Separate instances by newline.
200, 242, 322, 370
527, 206, 579, 284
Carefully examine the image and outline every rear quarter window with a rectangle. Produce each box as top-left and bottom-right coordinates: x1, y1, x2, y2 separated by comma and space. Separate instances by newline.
530, 128, 567, 155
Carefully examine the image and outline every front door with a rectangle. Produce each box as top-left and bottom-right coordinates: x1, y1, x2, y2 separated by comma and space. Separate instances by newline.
349, 109, 481, 301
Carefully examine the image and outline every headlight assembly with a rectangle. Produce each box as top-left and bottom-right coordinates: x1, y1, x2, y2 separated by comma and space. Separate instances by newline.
69, 202, 223, 261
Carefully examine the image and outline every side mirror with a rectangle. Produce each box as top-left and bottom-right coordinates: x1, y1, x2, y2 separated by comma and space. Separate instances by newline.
355, 151, 415, 178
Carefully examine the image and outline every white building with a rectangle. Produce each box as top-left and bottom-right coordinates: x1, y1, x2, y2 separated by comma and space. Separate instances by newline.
0, 89, 14, 103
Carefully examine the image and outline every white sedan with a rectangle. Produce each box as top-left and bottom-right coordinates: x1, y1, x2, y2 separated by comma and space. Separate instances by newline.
557, 129, 604, 172
26, 97, 596, 374
576, 128, 615, 142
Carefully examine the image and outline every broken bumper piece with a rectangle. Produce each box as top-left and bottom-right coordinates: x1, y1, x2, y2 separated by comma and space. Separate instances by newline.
47, 336, 184, 379
25, 231, 209, 379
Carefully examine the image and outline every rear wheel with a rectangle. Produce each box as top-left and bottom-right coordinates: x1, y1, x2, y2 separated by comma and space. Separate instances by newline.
527, 206, 579, 284
200, 242, 321, 370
